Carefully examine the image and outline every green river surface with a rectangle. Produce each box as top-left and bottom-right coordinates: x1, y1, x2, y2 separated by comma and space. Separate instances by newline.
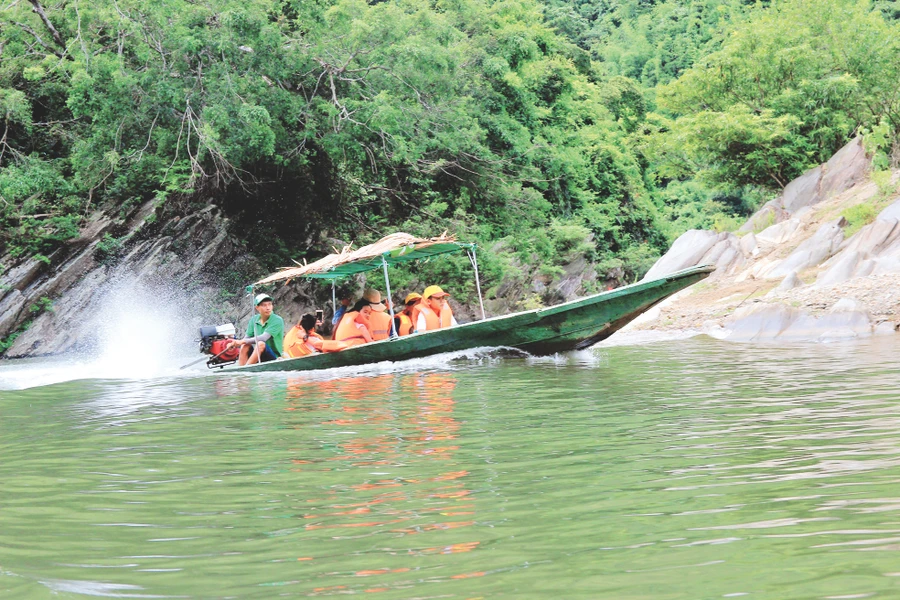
2, 336, 900, 599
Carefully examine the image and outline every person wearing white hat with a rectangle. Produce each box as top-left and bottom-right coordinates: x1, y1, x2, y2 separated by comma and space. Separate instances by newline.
228, 293, 285, 365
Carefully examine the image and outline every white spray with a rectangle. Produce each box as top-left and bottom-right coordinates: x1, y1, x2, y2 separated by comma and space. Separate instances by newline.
0, 277, 237, 390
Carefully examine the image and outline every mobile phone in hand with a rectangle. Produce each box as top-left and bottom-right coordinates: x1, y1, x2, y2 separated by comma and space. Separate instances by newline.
315, 309, 324, 322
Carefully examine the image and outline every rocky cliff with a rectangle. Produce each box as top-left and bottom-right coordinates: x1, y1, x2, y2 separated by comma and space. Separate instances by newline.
631, 137, 900, 342
0, 199, 601, 359
0, 199, 271, 358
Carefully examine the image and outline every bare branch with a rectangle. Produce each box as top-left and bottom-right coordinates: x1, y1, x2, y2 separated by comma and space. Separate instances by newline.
29, 0, 64, 48
14, 21, 63, 57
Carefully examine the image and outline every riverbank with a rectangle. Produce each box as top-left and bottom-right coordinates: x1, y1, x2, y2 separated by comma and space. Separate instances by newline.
629, 138, 900, 342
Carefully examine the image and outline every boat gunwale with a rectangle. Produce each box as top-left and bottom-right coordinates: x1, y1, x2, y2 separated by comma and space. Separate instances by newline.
224, 264, 714, 373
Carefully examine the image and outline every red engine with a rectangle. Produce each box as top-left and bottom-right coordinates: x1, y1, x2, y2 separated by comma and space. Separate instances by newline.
208, 338, 241, 365
199, 323, 241, 368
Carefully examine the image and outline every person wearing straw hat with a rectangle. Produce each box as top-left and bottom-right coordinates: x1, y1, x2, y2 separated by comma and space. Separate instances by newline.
360, 289, 394, 341
334, 288, 386, 346
229, 293, 285, 365
416, 286, 457, 332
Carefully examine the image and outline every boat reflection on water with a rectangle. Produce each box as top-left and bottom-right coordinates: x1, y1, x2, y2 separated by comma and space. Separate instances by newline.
281, 372, 485, 592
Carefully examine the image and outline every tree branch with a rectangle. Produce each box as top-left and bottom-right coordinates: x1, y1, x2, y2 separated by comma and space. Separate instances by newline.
15, 21, 63, 57
29, 0, 64, 48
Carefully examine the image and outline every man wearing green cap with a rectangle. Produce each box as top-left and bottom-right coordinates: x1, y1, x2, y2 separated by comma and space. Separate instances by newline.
228, 293, 285, 365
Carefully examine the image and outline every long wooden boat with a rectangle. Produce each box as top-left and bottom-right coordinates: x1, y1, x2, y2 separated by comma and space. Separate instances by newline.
235, 262, 714, 373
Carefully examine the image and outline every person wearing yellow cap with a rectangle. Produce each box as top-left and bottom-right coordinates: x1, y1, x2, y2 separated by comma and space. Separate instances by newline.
394, 292, 422, 336
416, 285, 457, 332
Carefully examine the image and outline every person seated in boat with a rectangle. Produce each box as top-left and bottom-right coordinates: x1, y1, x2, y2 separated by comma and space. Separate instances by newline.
333, 289, 385, 347
283, 313, 324, 358
229, 293, 285, 365
332, 291, 352, 327
364, 289, 395, 340
394, 292, 422, 336
416, 285, 457, 332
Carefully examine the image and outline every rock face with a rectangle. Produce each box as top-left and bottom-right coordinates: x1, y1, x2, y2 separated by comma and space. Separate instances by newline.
816, 201, 900, 286
627, 136, 900, 343
762, 219, 845, 279
642, 230, 746, 281
725, 298, 874, 342
0, 201, 265, 358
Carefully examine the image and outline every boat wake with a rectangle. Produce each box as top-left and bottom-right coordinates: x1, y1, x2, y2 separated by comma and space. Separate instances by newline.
235, 345, 536, 384
0, 279, 204, 391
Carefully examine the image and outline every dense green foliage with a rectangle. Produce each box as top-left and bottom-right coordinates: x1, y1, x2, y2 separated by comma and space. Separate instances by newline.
2, 0, 900, 302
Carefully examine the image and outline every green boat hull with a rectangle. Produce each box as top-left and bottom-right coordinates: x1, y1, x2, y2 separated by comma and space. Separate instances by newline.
233, 264, 714, 373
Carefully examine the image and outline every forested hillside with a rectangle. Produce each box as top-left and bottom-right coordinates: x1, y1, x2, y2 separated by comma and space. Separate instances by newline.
2, 0, 900, 301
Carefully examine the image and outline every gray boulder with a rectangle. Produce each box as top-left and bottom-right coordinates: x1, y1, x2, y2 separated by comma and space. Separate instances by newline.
768, 271, 805, 295
819, 137, 870, 200
765, 219, 845, 279
642, 230, 745, 281
877, 198, 900, 222
738, 138, 870, 234
814, 298, 873, 340
874, 321, 898, 335
817, 251, 874, 287
815, 202, 900, 284
756, 218, 802, 246
725, 303, 802, 341
781, 165, 823, 213
739, 201, 790, 234
740, 232, 760, 257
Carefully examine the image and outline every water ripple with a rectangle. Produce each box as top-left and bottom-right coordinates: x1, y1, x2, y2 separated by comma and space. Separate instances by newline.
2, 336, 900, 597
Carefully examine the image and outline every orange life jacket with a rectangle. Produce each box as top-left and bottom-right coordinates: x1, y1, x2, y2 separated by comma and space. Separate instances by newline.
397, 313, 414, 336
284, 327, 323, 358
322, 340, 350, 353
368, 311, 393, 341
419, 301, 453, 331
334, 311, 369, 347
409, 302, 422, 327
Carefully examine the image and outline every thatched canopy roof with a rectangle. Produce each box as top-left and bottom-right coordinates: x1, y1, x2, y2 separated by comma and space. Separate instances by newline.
253, 232, 474, 286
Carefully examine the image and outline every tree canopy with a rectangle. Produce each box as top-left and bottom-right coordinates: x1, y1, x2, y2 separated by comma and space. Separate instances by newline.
2, 0, 900, 300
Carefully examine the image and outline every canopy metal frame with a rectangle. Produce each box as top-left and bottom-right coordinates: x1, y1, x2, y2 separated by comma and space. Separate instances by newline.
249, 237, 487, 331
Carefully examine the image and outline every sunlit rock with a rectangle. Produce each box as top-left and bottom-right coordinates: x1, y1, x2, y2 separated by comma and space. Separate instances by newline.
739, 232, 760, 257
765, 219, 845, 279
725, 302, 802, 341
818, 137, 870, 200
642, 230, 745, 281
767, 271, 804, 296
756, 218, 802, 246
781, 165, 823, 212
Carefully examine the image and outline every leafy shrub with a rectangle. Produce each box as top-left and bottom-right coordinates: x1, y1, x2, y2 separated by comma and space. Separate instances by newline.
842, 204, 877, 238
94, 234, 124, 265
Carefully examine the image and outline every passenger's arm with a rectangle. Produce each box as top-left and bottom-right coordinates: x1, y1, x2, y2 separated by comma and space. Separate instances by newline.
358, 322, 374, 343
239, 332, 272, 345
416, 313, 426, 332
230, 330, 272, 349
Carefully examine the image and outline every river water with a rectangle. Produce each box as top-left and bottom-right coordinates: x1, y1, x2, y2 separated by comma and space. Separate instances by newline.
2, 336, 900, 599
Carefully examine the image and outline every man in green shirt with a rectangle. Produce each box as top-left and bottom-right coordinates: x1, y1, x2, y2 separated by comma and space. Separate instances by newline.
229, 293, 285, 365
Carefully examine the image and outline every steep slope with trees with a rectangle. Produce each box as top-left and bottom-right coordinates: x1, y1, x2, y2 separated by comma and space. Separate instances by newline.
3, 0, 900, 354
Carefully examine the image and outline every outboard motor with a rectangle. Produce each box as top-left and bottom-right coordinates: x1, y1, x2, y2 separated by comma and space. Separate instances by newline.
198, 323, 241, 368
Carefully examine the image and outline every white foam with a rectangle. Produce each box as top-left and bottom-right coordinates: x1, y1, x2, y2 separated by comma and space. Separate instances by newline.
595, 329, 705, 347
240, 346, 529, 384
0, 279, 206, 391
